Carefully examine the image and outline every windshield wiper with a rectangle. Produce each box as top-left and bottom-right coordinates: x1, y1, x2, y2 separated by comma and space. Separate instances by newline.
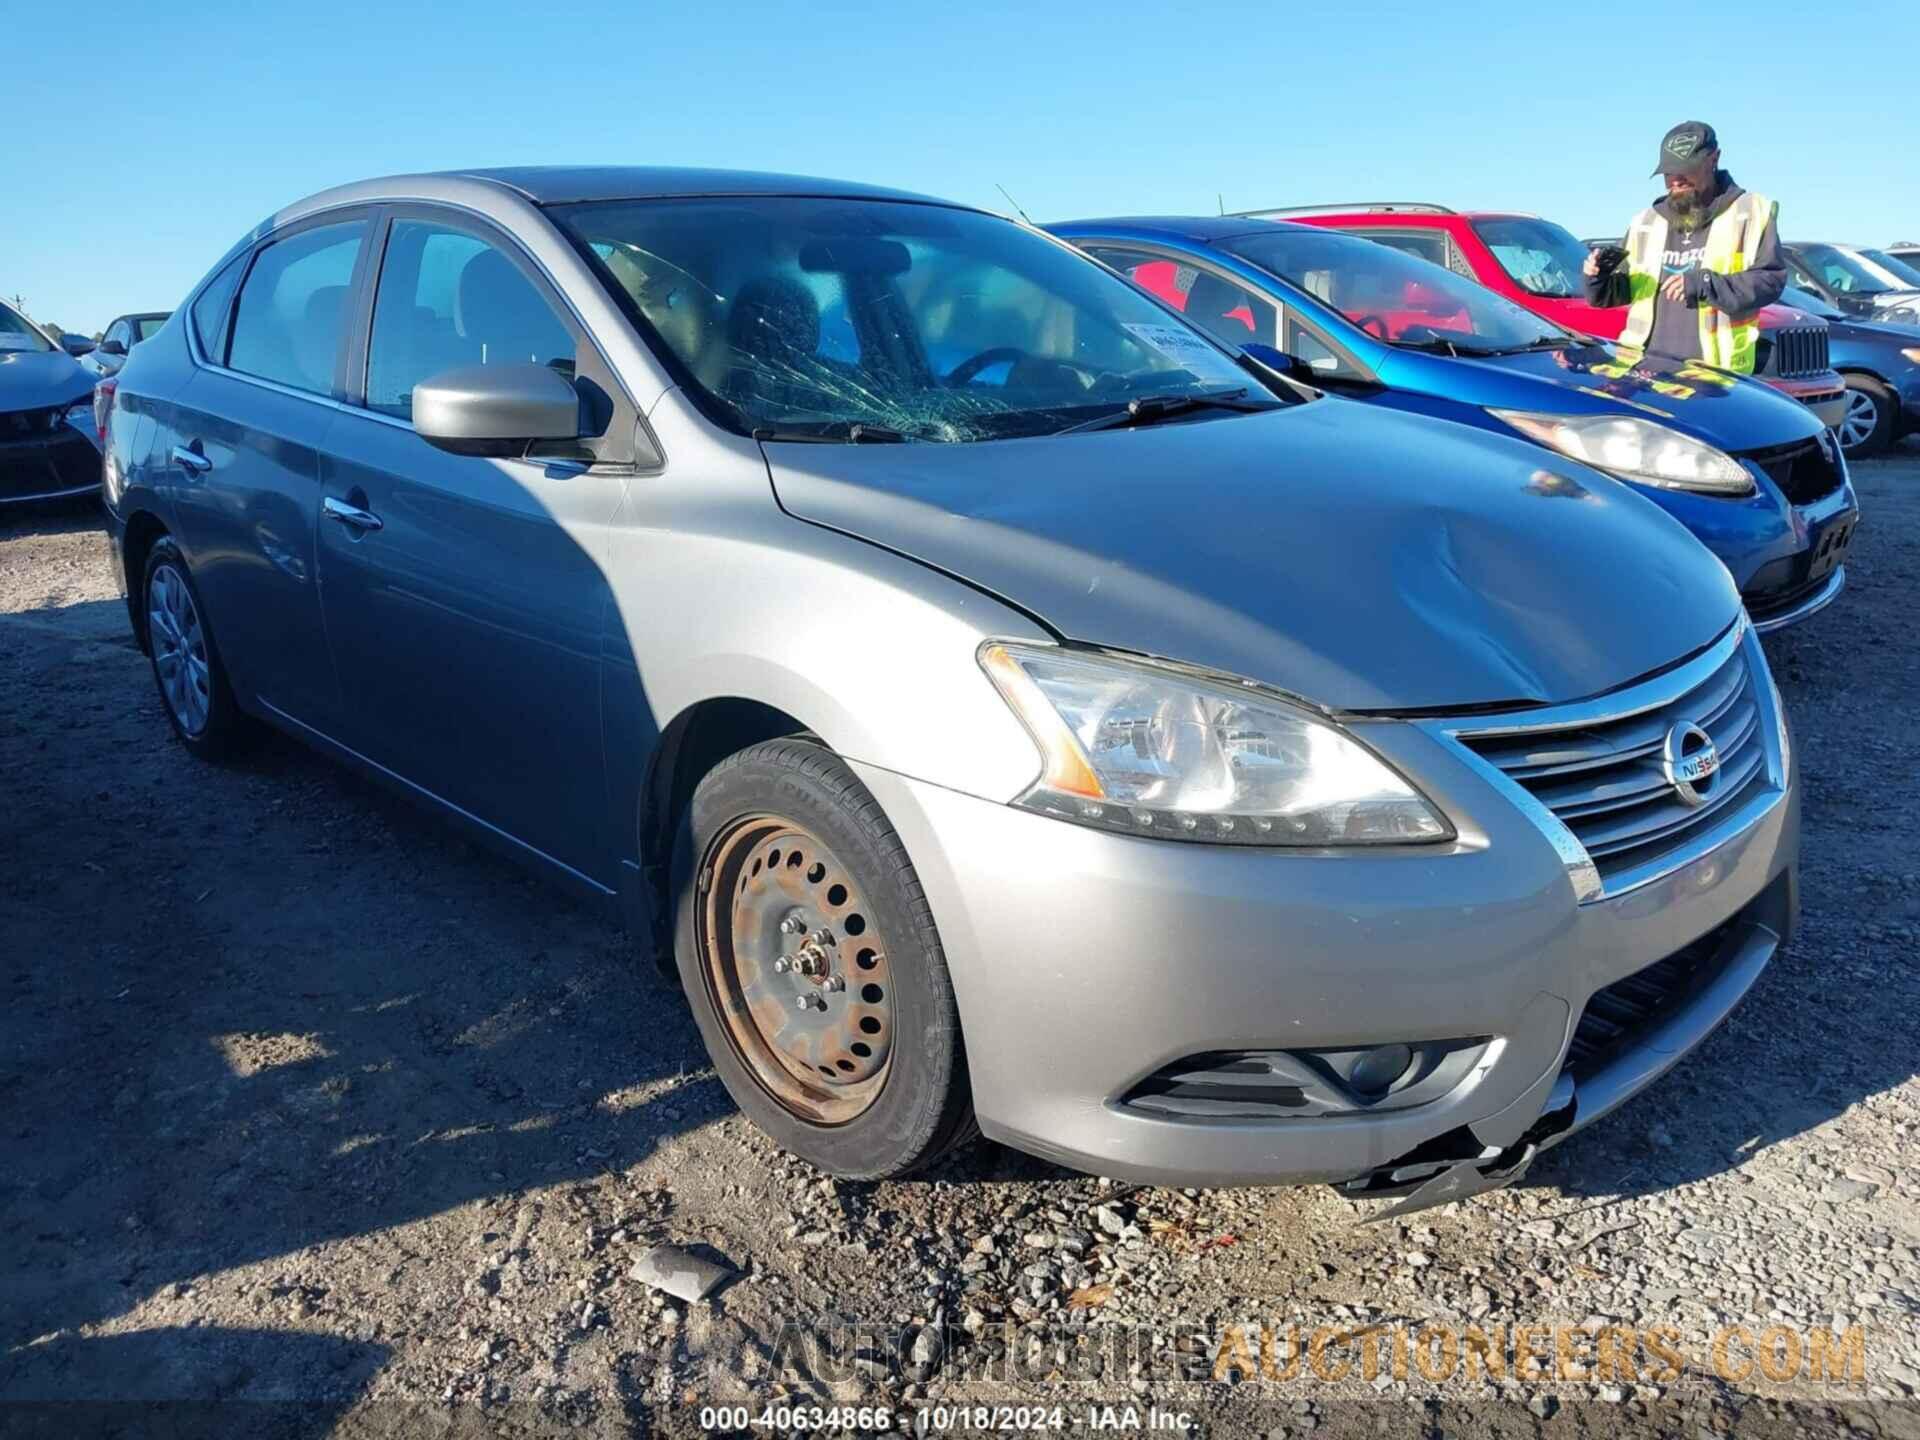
1472, 336, 1576, 355
1052, 388, 1269, 436
752, 422, 912, 445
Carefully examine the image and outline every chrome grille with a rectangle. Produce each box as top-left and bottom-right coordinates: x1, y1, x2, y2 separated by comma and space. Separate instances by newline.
1448, 631, 1777, 897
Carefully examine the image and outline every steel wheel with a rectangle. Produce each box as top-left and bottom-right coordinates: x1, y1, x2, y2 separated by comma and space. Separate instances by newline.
148, 561, 211, 736
695, 813, 896, 1125
1838, 387, 1880, 451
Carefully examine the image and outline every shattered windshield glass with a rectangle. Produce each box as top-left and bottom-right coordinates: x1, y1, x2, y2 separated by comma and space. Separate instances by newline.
554, 196, 1265, 442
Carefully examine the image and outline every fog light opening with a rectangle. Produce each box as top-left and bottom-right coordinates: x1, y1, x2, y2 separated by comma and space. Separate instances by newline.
1349, 1043, 1415, 1097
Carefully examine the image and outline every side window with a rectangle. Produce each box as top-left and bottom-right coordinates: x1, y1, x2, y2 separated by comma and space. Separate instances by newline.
189, 255, 245, 361
366, 219, 576, 419
1359, 230, 1450, 269
103, 320, 131, 349
1088, 248, 1279, 347
227, 220, 366, 395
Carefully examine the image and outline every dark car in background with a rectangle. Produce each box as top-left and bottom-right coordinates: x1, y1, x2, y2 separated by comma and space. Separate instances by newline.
1250, 205, 1847, 429
79, 311, 172, 379
1776, 284, 1920, 455
1, 297, 102, 505
1055, 216, 1857, 634
1783, 242, 1920, 325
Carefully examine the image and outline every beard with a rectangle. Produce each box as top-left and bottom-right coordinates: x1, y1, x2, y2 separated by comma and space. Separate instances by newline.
1668, 192, 1710, 230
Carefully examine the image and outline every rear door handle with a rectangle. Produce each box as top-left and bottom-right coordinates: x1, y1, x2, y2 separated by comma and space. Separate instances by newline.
170, 444, 211, 475
322, 495, 384, 533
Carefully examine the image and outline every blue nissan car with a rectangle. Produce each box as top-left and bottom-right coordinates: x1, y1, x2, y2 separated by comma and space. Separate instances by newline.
1050, 217, 1858, 633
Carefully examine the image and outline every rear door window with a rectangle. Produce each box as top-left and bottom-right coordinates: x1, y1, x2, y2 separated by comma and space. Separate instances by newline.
226, 220, 368, 396
366, 219, 576, 419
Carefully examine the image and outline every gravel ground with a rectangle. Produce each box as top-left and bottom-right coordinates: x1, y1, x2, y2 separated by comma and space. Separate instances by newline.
3, 446, 1917, 1439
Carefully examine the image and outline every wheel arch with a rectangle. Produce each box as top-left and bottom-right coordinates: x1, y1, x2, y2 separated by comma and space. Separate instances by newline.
121, 509, 171, 653
634, 694, 816, 949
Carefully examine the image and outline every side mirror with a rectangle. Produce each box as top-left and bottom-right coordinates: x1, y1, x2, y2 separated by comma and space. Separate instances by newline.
413, 363, 582, 457
61, 334, 97, 356
98, 338, 127, 356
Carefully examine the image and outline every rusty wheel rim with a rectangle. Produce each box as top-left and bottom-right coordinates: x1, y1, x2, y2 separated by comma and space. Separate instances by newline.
697, 814, 895, 1124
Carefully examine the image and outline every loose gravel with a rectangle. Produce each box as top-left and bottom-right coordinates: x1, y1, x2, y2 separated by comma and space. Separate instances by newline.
3, 447, 1917, 1438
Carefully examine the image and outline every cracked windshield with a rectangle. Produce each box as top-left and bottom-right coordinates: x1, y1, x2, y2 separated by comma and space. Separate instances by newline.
1469, 216, 1595, 299
556, 196, 1264, 442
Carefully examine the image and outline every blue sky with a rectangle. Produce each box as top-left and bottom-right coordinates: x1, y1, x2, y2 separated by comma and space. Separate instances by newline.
5, 0, 1913, 333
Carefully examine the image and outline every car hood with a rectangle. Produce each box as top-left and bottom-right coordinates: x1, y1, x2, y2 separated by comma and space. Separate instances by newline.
1379, 340, 1819, 450
0, 346, 93, 412
764, 398, 1739, 713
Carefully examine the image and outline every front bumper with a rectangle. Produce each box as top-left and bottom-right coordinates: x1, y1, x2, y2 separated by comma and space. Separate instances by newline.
0, 420, 101, 504
856, 627, 1797, 1190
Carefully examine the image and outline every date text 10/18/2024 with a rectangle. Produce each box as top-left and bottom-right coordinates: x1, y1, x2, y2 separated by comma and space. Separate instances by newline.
697, 1405, 1196, 1432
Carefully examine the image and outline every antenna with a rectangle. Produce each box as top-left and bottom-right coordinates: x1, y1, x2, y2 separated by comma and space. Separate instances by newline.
995, 184, 1033, 226
1218, 194, 1225, 216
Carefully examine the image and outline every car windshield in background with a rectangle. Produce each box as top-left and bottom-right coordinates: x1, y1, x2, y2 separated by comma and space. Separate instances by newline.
1862, 248, 1920, 290
0, 303, 54, 353
1470, 217, 1592, 299
553, 196, 1265, 442
133, 315, 170, 343
1797, 243, 1900, 296
1222, 227, 1570, 354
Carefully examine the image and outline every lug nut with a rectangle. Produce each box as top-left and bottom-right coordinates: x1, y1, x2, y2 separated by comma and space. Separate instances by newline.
780, 914, 806, 935
795, 994, 824, 1012
824, 976, 846, 993
773, 956, 791, 974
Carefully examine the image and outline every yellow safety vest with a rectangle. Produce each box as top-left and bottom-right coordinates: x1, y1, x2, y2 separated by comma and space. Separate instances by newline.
1618, 190, 1776, 374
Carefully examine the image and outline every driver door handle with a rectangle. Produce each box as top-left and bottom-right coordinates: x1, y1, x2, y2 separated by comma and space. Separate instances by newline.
170, 444, 211, 475
323, 495, 383, 533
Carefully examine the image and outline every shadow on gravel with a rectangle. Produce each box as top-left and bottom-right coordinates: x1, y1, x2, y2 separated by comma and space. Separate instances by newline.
0, 493, 105, 540
1, 594, 730, 1382
0, 1327, 387, 1433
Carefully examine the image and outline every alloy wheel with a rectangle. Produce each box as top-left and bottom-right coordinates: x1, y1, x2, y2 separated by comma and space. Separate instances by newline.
1838, 388, 1879, 452
148, 563, 211, 736
695, 814, 895, 1124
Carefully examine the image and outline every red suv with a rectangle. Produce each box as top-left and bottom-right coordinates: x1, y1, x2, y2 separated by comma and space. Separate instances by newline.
1242, 204, 1847, 429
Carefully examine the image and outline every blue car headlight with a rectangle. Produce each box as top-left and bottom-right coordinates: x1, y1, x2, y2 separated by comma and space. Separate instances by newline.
1490, 409, 1756, 496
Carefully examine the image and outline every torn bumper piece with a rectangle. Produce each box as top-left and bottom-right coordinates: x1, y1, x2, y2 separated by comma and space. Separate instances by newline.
1344, 886, 1788, 1219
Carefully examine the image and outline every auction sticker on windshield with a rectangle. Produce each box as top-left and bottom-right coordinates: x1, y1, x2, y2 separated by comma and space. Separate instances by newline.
1122, 322, 1234, 371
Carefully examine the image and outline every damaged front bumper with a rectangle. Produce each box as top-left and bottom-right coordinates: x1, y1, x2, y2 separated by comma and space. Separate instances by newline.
1348, 875, 1790, 1218
846, 624, 1797, 1202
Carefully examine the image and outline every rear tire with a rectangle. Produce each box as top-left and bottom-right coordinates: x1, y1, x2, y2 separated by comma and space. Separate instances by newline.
672, 738, 976, 1179
1837, 375, 1895, 458
141, 538, 251, 761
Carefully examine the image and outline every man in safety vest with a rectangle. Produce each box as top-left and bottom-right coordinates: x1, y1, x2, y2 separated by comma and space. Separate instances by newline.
1583, 121, 1786, 374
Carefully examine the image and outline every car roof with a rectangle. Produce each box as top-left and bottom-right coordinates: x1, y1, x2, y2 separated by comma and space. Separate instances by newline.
1046, 215, 1308, 244
439, 165, 957, 208
116, 311, 170, 322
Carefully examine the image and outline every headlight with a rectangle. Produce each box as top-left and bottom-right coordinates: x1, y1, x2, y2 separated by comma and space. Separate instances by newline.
1490, 409, 1755, 495
978, 643, 1451, 846
1901, 347, 1920, 366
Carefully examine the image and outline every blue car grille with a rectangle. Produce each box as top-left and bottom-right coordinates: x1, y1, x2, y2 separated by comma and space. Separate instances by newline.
1457, 644, 1768, 889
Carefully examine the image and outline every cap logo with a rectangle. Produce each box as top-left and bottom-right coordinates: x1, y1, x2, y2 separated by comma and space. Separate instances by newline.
1666, 134, 1701, 159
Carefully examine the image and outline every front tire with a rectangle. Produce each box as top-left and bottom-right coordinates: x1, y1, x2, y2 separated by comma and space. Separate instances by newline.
1837, 375, 1895, 458
672, 739, 976, 1179
141, 537, 250, 760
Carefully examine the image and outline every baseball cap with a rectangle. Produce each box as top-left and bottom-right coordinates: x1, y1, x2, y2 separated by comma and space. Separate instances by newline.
1654, 122, 1720, 176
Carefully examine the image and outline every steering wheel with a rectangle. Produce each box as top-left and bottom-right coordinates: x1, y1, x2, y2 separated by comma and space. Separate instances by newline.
944, 346, 1031, 386
1351, 314, 1391, 340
